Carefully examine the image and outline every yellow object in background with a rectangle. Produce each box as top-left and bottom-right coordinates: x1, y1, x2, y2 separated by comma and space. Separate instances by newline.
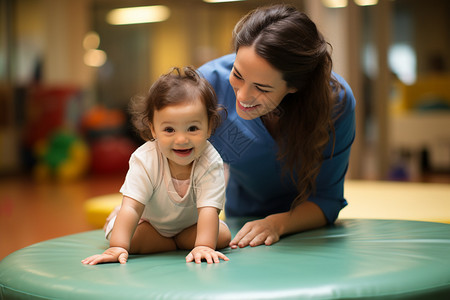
57, 141, 90, 181
84, 194, 122, 228
391, 75, 450, 113
33, 130, 90, 181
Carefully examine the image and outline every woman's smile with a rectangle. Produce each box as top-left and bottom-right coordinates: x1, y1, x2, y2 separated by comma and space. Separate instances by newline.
238, 101, 259, 110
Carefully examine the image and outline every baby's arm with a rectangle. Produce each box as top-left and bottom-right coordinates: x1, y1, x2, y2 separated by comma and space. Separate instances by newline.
82, 196, 144, 265
185, 206, 229, 264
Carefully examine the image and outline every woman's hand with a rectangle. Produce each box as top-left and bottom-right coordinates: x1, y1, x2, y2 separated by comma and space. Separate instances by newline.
229, 217, 281, 248
186, 246, 229, 264
229, 202, 327, 248
81, 247, 129, 265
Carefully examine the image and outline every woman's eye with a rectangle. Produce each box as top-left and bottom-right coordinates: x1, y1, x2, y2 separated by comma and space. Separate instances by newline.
163, 127, 175, 133
188, 126, 199, 132
232, 72, 243, 80
256, 86, 269, 93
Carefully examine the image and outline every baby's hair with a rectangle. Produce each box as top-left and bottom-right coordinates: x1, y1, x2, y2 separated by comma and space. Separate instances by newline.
130, 66, 224, 141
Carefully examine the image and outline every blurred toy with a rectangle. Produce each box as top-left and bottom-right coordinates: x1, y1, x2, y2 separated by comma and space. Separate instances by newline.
90, 136, 136, 175
23, 86, 82, 149
81, 105, 126, 141
81, 105, 138, 175
33, 130, 89, 181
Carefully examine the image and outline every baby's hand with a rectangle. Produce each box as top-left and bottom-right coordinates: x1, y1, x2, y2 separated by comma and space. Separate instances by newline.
82, 247, 129, 265
186, 246, 229, 264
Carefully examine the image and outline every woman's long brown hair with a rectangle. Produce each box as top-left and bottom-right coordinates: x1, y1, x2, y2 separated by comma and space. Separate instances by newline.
233, 4, 345, 209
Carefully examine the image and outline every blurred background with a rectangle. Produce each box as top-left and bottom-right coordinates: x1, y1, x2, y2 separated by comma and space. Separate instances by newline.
1, 0, 449, 260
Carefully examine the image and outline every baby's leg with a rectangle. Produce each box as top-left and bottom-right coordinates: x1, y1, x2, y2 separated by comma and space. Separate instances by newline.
129, 221, 177, 254
174, 221, 231, 250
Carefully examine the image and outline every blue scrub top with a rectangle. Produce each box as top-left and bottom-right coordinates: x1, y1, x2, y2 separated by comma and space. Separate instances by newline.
199, 54, 356, 223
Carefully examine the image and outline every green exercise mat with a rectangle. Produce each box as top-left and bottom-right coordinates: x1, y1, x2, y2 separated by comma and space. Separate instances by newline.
1, 219, 449, 299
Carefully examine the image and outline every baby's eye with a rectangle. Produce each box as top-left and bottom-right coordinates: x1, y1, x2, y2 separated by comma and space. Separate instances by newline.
163, 127, 175, 133
187, 126, 199, 132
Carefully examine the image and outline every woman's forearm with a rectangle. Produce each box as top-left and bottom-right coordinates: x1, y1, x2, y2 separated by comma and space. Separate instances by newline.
266, 201, 327, 237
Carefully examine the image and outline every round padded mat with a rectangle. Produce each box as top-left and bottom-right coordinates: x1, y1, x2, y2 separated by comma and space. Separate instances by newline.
1, 219, 449, 299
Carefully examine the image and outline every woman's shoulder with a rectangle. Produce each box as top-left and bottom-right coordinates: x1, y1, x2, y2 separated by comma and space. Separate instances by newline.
329, 73, 356, 152
198, 54, 235, 89
198, 54, 235, 77
332, 71, 356, 113
198, 54, 236, 106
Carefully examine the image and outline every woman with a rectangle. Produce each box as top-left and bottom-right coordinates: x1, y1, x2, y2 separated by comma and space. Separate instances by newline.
198, 4, 356, 248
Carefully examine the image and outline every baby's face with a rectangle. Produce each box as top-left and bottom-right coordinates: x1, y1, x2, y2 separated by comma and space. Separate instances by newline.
150, 99, 210, 178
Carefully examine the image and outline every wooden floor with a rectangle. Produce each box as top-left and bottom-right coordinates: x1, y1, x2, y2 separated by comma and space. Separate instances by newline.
0, 174, 125, 261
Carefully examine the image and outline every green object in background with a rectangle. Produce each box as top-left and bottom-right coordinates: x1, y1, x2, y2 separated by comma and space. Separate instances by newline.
33, 130, 90, 181
0, 219, 449, 299
44, 131, 77, 170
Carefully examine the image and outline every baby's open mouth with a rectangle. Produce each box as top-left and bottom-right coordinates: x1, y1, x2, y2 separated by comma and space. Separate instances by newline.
173, 148, 193, 156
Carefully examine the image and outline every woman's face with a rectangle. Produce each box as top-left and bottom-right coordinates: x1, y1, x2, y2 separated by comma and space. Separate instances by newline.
229, 45, 297, 120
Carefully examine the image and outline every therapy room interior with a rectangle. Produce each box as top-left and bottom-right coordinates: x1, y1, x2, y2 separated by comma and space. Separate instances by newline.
1, 0, 449, 299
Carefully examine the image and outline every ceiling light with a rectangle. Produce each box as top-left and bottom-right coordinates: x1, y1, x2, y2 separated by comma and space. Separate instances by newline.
354, 0, 378, 6
84, 49, 107, 67
321, 0, 348, 8
106, 5, 170, 25
83, 32, 100, 50
203, 0, 246, 3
